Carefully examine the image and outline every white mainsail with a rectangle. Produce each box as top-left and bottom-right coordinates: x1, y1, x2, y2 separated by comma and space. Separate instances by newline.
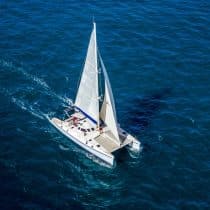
75, 22, 99, 125
99, 54, 121, 144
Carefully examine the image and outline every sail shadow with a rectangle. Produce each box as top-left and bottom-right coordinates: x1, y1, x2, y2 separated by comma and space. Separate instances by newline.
126, 87, 172, 135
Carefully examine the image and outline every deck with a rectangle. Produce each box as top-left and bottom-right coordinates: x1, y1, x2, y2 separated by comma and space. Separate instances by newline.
95, 132, 132, 153
51, 114, 133, 154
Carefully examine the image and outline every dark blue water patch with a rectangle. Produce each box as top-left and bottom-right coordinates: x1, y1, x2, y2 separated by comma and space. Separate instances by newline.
0, 161, 23, 210
126, 87, 172, 133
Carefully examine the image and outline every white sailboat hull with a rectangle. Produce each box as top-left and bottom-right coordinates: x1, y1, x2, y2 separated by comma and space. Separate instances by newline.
49, 116, 141, 166
49, 118, 115, 166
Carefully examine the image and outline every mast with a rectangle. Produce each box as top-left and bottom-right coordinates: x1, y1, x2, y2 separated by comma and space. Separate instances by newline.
93, 22, 100, 128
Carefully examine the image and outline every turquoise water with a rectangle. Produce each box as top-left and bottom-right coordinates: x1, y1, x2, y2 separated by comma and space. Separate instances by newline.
0, 1, 210, 209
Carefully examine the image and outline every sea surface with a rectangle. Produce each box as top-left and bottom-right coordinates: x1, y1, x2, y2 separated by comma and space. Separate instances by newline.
0, 1, 210, 209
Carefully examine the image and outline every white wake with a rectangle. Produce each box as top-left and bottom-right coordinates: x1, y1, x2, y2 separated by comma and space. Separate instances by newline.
0, 59, 73, 120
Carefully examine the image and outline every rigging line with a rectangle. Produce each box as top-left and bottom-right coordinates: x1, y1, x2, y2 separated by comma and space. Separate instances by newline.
97, 48, 104, 103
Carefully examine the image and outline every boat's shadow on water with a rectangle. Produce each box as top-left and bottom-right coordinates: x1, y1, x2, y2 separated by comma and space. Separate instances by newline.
117, 87, 172, 164
128, 87, 172, 133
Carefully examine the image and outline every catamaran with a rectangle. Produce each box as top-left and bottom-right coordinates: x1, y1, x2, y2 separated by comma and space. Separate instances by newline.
50, 22, 141, 166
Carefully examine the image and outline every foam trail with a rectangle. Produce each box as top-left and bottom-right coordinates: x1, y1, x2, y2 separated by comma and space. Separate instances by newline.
0, 60, 13, 68
0, 88, 45, 120
190, 117, 195, 124
0, 59, 73, 106
128, 146, 143, 159
59, 144, 70, 151
17, 67, 50, 90
12, 97, 45, 120
0, 59, 49, 89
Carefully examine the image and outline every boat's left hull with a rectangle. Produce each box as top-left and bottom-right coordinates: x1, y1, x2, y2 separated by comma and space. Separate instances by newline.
49, 118, 115, 166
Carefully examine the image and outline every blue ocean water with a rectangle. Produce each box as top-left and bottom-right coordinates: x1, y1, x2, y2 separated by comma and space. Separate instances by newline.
0, 1, 210, 209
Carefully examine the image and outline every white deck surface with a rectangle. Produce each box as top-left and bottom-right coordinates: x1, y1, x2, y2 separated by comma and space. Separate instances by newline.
51, 112, 132, 154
